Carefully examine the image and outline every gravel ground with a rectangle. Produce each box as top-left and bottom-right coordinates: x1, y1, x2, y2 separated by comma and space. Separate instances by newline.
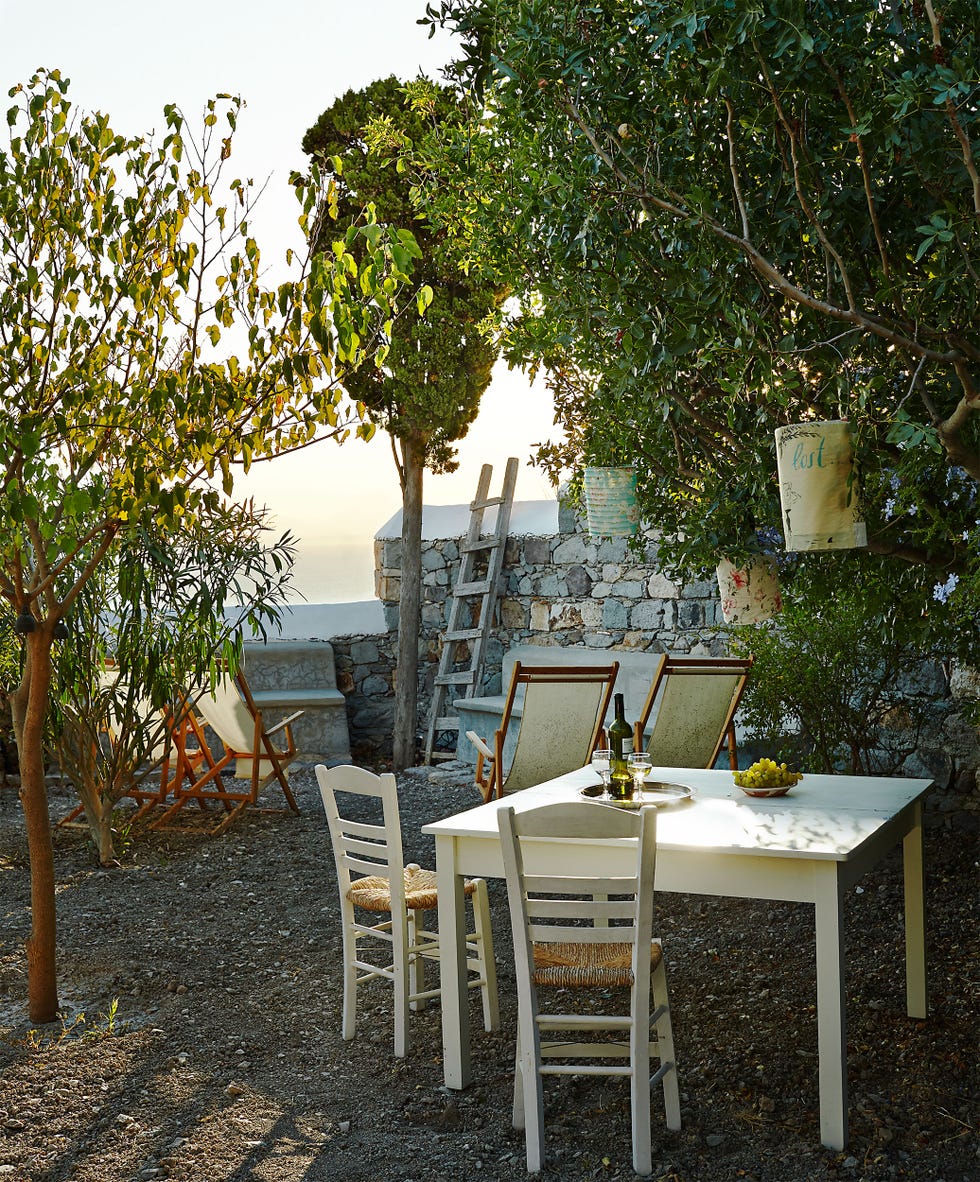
0, 764, 977, 1182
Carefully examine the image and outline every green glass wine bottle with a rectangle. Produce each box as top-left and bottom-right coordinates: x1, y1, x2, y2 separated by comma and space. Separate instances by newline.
607, 692, 634, 800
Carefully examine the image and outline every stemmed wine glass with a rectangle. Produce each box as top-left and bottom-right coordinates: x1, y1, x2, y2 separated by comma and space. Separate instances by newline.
628, 751, 652, 799
590, 747, 612, 798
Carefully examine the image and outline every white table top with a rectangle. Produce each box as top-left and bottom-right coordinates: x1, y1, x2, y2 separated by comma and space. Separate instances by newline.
423, 766, 934, 863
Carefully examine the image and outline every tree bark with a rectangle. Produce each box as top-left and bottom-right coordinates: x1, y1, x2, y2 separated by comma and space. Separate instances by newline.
392, 433, 425, 771
10, 630, 59, 1023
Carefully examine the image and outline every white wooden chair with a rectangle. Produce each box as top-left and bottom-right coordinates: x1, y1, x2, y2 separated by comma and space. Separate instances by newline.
634, 654, 753, 771
316, 763, 499, 1057
466, 662, 619, 801
498, 799, 681, 1176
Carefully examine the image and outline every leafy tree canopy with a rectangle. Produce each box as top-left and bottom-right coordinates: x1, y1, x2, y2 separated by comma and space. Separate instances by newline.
0, 68, 420, 1020
421, 0, 980, 654
303, 75, 503, 475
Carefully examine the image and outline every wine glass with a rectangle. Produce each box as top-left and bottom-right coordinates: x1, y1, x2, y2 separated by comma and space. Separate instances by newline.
590, 748, 612, 798
628, 751, 652, 798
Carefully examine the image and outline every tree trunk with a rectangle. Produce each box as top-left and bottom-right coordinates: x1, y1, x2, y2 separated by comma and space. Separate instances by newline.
393, 433, 425, 771
10, 629, 60, 1022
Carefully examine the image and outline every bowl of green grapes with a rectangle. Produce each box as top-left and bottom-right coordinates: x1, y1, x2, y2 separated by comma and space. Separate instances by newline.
733, 758, 803, 798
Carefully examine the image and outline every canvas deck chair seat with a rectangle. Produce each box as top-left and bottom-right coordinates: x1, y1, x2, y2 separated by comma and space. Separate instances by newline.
150, 668, 302, 836
466, 661, 619, 802
634, 655, 753, 772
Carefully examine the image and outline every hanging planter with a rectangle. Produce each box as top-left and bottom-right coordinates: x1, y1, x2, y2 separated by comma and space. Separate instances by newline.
582, 467, 640, 537
715, 555, 782, 624
774, 420, 867, 551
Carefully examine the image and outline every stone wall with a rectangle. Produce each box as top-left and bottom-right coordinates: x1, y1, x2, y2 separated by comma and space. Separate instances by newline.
330, 633, 397, 761
326, 511, 979, 830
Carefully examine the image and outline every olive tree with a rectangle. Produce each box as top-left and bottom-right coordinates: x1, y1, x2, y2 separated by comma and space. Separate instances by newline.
422, 0, 980, 654
51, 500, 297, 867
0, 70, 417, 1021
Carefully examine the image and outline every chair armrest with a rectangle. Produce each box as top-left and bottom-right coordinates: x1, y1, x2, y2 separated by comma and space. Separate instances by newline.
466, 730, 494, 761
266, 709, 305, 737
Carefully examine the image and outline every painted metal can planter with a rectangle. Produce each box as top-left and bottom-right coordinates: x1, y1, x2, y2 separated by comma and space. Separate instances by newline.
582, 467, 640, 537
716, 555, 782, 624
774, 420, 867, 551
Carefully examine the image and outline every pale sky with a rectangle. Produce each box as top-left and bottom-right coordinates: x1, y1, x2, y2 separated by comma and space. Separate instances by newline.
0, 1, 561, 597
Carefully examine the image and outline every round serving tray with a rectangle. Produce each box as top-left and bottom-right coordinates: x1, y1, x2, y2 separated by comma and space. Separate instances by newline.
580, 782, 693, 808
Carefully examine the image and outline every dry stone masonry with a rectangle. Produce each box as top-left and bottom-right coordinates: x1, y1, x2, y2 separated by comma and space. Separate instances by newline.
296, 502, 978, 831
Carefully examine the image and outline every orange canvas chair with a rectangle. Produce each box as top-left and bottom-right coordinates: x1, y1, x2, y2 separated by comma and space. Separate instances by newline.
58, 664, 202, 827
150, 667, 302, 835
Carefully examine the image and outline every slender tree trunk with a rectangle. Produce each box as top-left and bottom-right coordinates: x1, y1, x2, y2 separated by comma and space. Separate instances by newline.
10, 630, 59, 1022
393, 433, 425, 770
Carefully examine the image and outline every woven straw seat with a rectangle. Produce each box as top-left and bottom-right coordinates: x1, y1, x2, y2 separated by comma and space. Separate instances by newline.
317, 764, 498, 1058
499, 800, 680, 1175
347, 865, 478, 913
532, 939, 663, 989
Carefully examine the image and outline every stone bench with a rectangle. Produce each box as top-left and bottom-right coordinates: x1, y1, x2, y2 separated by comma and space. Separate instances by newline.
455, 644, 666, 767
242, 640, 351, 764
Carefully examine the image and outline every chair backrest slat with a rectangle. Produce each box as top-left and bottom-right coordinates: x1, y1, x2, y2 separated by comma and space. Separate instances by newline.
499, 800, 657, 976
317, 765, 404, 904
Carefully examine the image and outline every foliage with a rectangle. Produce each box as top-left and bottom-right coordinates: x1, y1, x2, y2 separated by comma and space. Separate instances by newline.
0, 68, 419, 1021
302, 75, 504, 474
303, 75, 505, 767
50, 500, 296, 865
726, 561, 943, 775
422, 0, 980, 658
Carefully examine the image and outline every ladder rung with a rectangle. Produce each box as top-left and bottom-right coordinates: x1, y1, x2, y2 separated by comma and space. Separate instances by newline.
454, 580, 492, 596
434, 716, 462, 730
460, 537, 498, 553
471, 495, 507, 509
444, 628, 483, 642
435, 671, 478, 686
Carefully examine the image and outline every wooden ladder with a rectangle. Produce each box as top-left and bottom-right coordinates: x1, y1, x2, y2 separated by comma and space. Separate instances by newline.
424, 457, 519, 763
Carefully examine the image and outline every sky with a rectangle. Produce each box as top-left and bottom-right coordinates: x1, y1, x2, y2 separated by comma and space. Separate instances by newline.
0, 0, 561, 600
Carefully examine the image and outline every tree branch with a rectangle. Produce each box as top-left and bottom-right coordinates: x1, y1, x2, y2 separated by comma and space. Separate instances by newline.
925, 0, 980, 217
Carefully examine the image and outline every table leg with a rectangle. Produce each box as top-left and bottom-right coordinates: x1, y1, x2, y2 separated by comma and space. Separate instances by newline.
902, 802, 927, 1019
813, 865, 848, 1151
435, 833, 471, 1089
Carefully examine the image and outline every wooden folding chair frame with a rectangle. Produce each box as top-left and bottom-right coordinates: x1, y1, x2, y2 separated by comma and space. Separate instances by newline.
149, 668, 302, 836
58, 678, 205, 830
633, 654, 754, 772
470, 662, 619, 802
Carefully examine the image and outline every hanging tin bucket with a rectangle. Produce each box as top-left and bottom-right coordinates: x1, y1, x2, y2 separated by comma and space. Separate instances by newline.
774, 420, 867, 551
715, 555, 782, 624
582, 467, 640, 537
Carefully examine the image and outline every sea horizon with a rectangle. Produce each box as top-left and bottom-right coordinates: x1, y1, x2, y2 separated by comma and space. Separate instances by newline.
285, 540, 377, 606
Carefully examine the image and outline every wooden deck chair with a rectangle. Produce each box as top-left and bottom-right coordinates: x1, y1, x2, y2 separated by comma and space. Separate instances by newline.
150, 668, 302, 836
633, 655, 753, 772
466, 662, 619, 802
58, 666, 201, 827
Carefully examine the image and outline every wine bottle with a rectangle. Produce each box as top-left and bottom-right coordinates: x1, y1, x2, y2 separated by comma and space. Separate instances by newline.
608, 692, 634, 800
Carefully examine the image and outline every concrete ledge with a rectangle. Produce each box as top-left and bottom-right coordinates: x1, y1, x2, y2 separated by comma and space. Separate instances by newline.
251, 688, 345, 709
243, 640, 351, 763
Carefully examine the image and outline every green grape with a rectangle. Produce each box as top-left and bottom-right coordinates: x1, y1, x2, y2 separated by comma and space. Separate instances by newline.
734, 758, 802, 790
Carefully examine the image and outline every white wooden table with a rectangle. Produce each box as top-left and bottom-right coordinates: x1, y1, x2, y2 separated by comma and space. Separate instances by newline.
422, 765, 932, 1150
